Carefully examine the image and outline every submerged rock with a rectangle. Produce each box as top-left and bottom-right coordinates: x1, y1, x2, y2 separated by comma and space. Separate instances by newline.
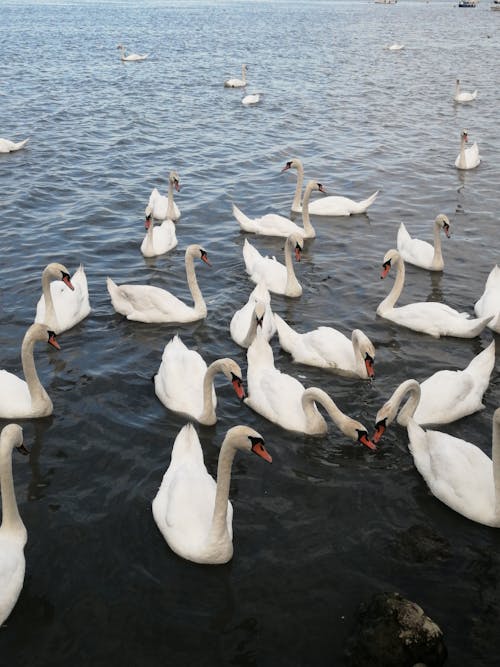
345, 592, 447, 667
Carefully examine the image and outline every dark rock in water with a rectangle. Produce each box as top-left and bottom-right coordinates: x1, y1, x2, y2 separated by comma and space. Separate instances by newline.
345, 592, 447, 667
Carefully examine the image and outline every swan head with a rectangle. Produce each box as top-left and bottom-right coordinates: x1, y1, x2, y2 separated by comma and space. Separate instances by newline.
372, 379, 421, 444
343, 419, 376, 450
224, 425, 272, 463
43, 263, 74, 291
435, 214, 451, 238
281, 158, 302, 173
380, 248, 400, 279
25, 323, 61, 350
144, 205, 153, 228
304, 180, 327, 196
461, 129, 469, 143
218, 359, 245, 400
187, 244, 211, 266
169, 171, 181, 192
287, 233, 304, 262
352, 330, 376, 379
0, 424, 29, 457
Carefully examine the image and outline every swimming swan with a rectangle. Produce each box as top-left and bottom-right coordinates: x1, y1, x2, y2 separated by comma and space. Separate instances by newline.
282, 158, 379, 216
107, 244, 210, 323
0, 324, 61, 419
153, 335, 245, 425
372, 380, 500, 528
117, 44, 148, 62
274, 314, 375, 379
35, 263, 90, 334
377, 249, 492, 338
0, 424, 29, 625
232, 180, 325, 239
243, 233, 304, 297
146, 171, 181, 222
152, 423, 272, 564
453, 79, 478, 103
455, 129, 480, 170
0, 138, 29, 153
242, 92, 262, 105
230, 282, 276, 348
141, 216, 177, 258
224, 64, 247, 88
396, 214, 451, 271
475, 265, 500, 333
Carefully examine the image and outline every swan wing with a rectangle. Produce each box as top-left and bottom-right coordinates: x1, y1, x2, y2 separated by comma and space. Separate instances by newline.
397, 224, 434, 267
0, 372, 32, 418
307, 191, 378, 216
383, 302, 491, 337
0, 537, 25, 625
475, 266, 500, 332
107, 280, 196, 323
232, 204, 300, 237
414, 370, 476, 425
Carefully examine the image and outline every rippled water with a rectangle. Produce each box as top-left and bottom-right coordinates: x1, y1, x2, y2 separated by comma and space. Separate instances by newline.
1, 0, 499, 665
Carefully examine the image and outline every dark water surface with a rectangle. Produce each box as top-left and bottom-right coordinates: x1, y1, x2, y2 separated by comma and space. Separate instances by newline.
1, 1, 499, 665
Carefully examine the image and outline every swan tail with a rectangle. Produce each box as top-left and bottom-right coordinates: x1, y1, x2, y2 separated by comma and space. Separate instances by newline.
13, 138, 29, 151
464, 341, 495, 392
353, 190, 379, 213
465, 315, 494, 337
170, 423, 204, 466
397, 222, 411, 249
232, 203, 255, 231
274, 314, 301, 353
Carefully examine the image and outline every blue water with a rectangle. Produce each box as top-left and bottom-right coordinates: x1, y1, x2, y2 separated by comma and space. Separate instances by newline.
1, 1, 499, 665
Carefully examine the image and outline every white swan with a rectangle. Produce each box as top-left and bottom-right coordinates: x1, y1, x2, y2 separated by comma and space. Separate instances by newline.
154, 335, 245, 425
141, 216, 177, 258
116, 44, 148, 62
385, 43, 405, 51
0, 324, 60, 419
283, 158, 379, 216
242, 92, 261, 105
372, 380, 500, 528
107, 244, 210, 323
243, 233, 304, 297
232, 180, 325, 239
455, 129, 480, 170
152, 423, 272, 564
230, 282, 276, 348
0, 138, 29, 153
146, 171, 181, 222
35, 263, 91, 334
245, 331, 374, 446
0, 424, 28, 625
377, 249, 492, 338
475, 265, 500, 333
274, 314, 375, 379
453, 79, 478, 103
396, 214, 451, 271
224, 64, 247, 88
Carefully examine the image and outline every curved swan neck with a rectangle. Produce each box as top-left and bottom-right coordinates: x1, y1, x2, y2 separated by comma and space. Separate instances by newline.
391, 380, 421, 426
300, 183, 316, 236
379, 253, 405, 312
21, 329, 50, 410
431, 219, 444, 268
241, 313, 260, 348
493, 409, 500, 517
208, 435, 238, 541
284, 238, 300, 295
351, 331, 368, 377
41, 268, 57, 328
302, 387, 351, 434
0, 440, 25, 536
185, 250, 206, 316
200, 359, 227, 424
291, 160, 305, 212
144, 218, 155, 253
167, 177, 175, 219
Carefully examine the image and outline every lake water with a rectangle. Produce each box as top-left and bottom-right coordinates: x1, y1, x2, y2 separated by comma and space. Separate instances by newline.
1, 0, 499, 665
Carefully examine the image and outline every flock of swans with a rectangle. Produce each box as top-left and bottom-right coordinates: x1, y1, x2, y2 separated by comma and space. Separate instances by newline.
1, 67, 499, 627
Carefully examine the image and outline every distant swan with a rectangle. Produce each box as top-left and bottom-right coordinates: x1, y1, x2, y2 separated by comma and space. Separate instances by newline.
275, 315, 375, 379
152, 423, 272, 564
153, 335, 245, 425
372, 381, 500, 528
243, 233, 304, 297
455, 129, 480, 170
146, 171, 181, 222
107, 244, 210, 323
35, 263, 91, 334
116, 44, 148, 62
282, 158, 379, 216
385, 43, 405, 51
230, 282, 276, 348
453, 79, 477, 103
0, 138, 29, 153
0, 424, 29, 626
0, 324, 60, 419
242, 92, 261, 105
396, 214, 451, 271
377, 249, 492, 337
475, 264, 500, 333
224, 64, 247, 88
232, 180, 325, 239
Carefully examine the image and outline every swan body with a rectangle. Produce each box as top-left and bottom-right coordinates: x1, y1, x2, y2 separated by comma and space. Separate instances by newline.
242, 93, 261, 105
107, 244, 210, 323
153, 335, 245, 425
396, 214, 451, 271
35, 263, 90, 334
141, 218, 177, 257
385, 43, 405, 50
453, 79, 478, 103
0, 324, 60, 419
0, 138, 29, 153
283, 158, 379, 216
232, 180, 325, 239
230, 282, 276, 348
373, 381, 500, 527
377, 249, 492, 338
245, 331, 374, 447
146, 171, 181, 222
224, 64, 247, 88
0, 424, 28, 625
475, 265, 500, 333
152, 423, 272, 564
455, 129, 480, 170
243, 234, 304, 297
117, 44, 148, 61
274, 314, 375, 379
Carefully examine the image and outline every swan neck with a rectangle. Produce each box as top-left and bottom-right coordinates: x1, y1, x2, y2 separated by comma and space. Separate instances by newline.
209, 436, 237, 540
185, 251, 206, 316
300, 185, 316, 236
291, 161, 305, 211
493, 411, 500, 517
0, 447, 25, 535
200, 360, 225, 423
379, 255, 405, 312
284, 239, 299, 294
167, 179, 175, 219
351, 331, 367, 377
458, 135, 467, 169
41, 269, 57, 329
303, 387, 349, 434
432, 220, 443, 266
241, 314, 259, 348
21, 331, 48, 409
394, 381, 421, 427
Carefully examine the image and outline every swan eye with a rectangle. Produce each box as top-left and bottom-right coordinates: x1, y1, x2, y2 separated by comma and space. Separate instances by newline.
249, 436, 264, 446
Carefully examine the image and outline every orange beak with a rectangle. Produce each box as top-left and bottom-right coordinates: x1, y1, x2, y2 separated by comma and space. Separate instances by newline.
232, 378, 245, 400
381, 262, 391, 279
365, 356, 375, 379
359, 434, 377, 451
62, 275, 75, 291
372, 421, 387, 444
252, 442, 272, 463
